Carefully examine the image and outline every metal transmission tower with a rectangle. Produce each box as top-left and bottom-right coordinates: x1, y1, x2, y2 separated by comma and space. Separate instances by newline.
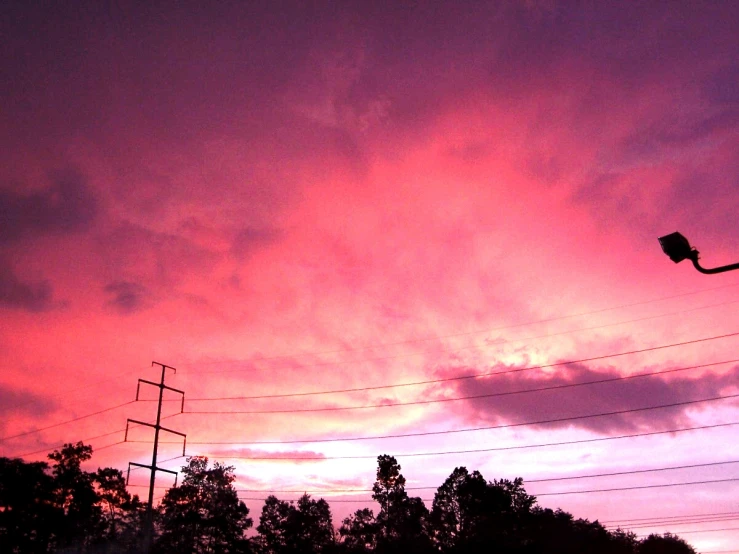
125, 361, 186, 552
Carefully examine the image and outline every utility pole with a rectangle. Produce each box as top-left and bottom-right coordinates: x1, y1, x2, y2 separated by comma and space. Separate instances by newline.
125, 361, 186, 553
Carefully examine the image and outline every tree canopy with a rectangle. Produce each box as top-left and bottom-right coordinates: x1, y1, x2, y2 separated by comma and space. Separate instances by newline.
0, 447, 703, 554
155, 456, 253, 554
257, 493, 334, 554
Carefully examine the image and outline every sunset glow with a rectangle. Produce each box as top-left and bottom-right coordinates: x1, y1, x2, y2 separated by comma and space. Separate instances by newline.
2, 2, 738, 552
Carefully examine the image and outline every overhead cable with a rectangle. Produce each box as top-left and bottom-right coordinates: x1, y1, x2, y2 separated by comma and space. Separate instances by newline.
182, 281, 739, 372
183, 360, 739, 412
187, 392, 739, 460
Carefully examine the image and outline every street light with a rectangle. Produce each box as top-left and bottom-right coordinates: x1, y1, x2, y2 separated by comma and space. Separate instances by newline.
658, 232, 739, 274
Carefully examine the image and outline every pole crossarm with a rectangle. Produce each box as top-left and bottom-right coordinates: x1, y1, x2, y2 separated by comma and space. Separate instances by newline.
126, 462, 178, 487
152, 361, 177, 373
125, 419, 187, 455
136, 378, 185, 412
160, 427, 187, 455
137, 379, 185, 396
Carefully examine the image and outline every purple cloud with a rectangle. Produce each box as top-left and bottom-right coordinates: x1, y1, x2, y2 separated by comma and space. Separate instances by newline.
0, 170, 97, 243
0, 383, 57, 420
0, 260, 54, 312
104, 281, 149, 314
438, 362, 739, 434
231, 227, 282, 260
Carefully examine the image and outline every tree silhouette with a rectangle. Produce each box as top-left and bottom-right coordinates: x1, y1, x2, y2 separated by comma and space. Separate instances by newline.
524, 507, 639, 554
257, 493, 335, 554
155, 456, 253, 554
0, 445, 709, 554
258, 495, 292, 553
2, 443, 151, 553
430, 467, 538, 553
94, 467, 146, 550
293, 494, 335, 553
48, 442, 102, 552
371, 455, 431, 553
372, 455, 406, 520
339, 508, 378, 553
430, 467, 480, 551
0, 456, 57, 552
638, 533, 697, 554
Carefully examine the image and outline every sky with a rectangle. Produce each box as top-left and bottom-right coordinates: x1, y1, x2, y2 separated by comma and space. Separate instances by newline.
1, 1, 738, 550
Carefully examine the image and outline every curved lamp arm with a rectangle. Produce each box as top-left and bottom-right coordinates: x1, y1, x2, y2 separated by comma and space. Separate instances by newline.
659, 232, 739, 275
687, 250, 739, 275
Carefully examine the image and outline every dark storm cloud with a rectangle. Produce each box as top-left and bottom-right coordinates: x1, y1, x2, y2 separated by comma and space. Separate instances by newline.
231, 227, 282, 260
104, 281, 148, 314
0, 383, 57, 418
486, 2, 738, 91
0, 170, 97, 242
97, 221, 219, 287
665, 170, 739, 229
703, 62, 739, 106
0, 260, 54, 312
440, 362, 739, 435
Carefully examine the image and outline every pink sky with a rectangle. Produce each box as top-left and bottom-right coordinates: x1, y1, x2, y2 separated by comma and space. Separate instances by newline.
1, 2, 738, 551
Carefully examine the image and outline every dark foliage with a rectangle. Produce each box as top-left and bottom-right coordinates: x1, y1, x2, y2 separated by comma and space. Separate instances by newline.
0, 441, 144, 553
370, 455, 432, 554
155, 456, 253, 554
339, 508, 378, 553
0, 456, 57, 552
0, 447, 703, 554
638, 533, 697, 554
257, 493, 335, 554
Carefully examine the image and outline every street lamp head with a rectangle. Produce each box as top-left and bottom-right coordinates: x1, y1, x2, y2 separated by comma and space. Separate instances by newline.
659, 232, 739, 275
658, 232, 695, 263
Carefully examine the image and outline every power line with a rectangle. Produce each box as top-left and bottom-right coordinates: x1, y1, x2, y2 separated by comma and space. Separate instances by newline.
235, 477, 739, 502
181, 357, 738, 403
3, 365, 151, 412
123, 459, 739, 513
12, 428, 127, 459
188, 392, 739, 460
0, 400, 136, 442
603, 511, 739, 525
610, 516, 739, 530
533, 478, 739, 496
127, 454, 186, 475
182, 359, 738, 413
94, 440, 127, 452
6, 296, 736, 427
181, 281, 739, 372
182, 384, 739, 418
5, 284, 737, 418
188, 322, 739, 377
9, 413, 182, 459
528, 459, 739, 483
233, 458, 739, 493
180, 328, 739, 407
635, 526, 739, 535
146, 419, 739, 447
27, 357, 729, 449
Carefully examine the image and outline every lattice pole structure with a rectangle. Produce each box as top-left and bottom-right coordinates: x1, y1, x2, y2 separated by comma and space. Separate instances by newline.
125, 361, 186, 553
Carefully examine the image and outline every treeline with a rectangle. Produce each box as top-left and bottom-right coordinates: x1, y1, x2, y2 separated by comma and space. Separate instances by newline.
1, 444, 697, 554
